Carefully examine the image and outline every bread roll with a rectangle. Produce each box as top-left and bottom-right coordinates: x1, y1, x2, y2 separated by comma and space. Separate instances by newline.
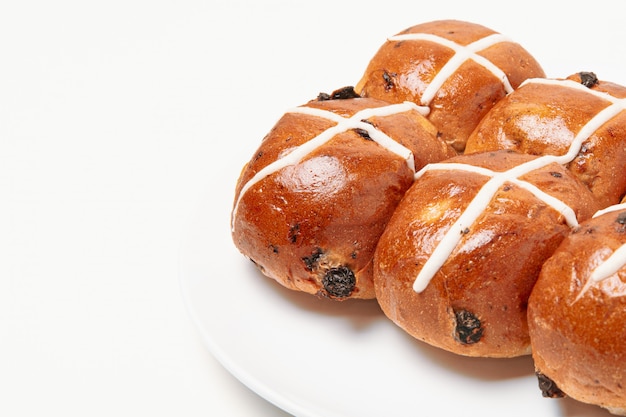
355, 20, 545, 152
231, 87, 454, 300
528, 199, 626, 415
373, 150, 601, 357
465, 72, 626, 207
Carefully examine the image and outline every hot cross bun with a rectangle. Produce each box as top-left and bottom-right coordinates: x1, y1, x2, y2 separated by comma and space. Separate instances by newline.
355, 20, 545, 153
231, 88, 454, 300
373, 150, 601, 357
528, 199, 626, 415
465, 72, 626, 208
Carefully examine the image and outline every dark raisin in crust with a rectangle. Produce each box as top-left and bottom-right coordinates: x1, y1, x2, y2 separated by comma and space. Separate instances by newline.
454, 309, 484, 344
579, 71, 599, 88
536, 372, 566, 398
317, 86, 360, 101
322, 266, 356, 298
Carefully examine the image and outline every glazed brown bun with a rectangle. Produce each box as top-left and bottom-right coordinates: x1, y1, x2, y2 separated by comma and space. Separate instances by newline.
465, 72, 626, 208
231, 87, 455, 300
373, 150, 602, 357
355, 20, 545, 153
528, 200, 626, 415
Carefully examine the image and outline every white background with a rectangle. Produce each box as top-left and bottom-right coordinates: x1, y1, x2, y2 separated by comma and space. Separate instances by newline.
1, 1, 625, 416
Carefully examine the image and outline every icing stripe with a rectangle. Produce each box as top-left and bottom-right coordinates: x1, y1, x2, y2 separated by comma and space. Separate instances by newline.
558, 102, 626, 162
412, 83, 626, 293
412, 157, 579, 293
415, 161, 579, 225
593, 203, 626, 218
519, 80, 626, 291
521, 79, 626, 152
231, 101, 425, 232
588, 204, 626, 283
589, 244, 626, 282
412, 173, 505, 293
510, 179, 578, 227
388, 33, 514, 106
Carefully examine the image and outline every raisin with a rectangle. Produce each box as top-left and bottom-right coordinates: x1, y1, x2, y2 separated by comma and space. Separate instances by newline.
322, 266, 356, 298
382, 71, 395, 91
579, 71, 599, 88
354, 128, 372, 140
317, 86, 360, 101
330, 86, 360, 100
454, 309, 483, 344
302, 248, 324, 271
536, 372, 566, 398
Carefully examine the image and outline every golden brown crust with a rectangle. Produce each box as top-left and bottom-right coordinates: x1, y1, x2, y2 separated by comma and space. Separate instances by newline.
229, 19, 626, 413
528, 207, 626, 413
231, 93, 454, 300
373, 150, 602, 357
355, 20, 545, 153
465, 73, 626, 208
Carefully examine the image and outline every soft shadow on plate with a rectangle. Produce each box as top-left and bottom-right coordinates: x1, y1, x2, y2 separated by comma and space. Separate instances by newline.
248, 261, 532, 379
397, 326, 536, 380
241, 261, 618, 417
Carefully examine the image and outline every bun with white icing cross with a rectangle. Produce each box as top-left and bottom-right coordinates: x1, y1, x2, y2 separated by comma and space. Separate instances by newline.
465, 72, 626, 208
228, 17, 626, 414
355, 20, 545, 153
231, 87, 455, 300
373, 150, 602, 357
528, 198, 626, 415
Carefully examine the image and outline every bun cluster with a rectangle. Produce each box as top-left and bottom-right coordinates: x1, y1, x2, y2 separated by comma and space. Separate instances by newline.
230, 20, 626, 414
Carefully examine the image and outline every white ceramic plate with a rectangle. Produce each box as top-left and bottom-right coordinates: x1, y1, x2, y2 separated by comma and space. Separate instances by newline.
181, 4, 624, 415
179, 183, 613, 417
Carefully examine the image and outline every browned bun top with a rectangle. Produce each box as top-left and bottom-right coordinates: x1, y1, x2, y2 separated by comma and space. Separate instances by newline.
465, 72, 626, 208
355, 20, 545, 153
231, 88, 454, 300
528, 204, 626, 413
373, 150, 602, 357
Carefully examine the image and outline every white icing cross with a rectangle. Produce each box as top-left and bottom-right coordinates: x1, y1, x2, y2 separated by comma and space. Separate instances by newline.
388, 33, 514, 106
412, 78, 626, 293
231, 101, 429, 232
412, 157, 579, 293
589, 244, 626, 283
